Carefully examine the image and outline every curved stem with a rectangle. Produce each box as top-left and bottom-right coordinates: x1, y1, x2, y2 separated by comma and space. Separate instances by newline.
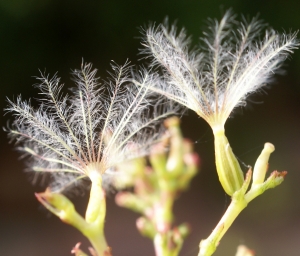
198, 194, 247, 256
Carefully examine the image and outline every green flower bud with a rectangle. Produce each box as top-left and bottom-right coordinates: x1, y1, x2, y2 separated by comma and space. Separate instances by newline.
136, 217, 156, 238
150, 143, 167, 177
164, 117, 184, 175
115, 192, 149, 214
252, 143, 275, 186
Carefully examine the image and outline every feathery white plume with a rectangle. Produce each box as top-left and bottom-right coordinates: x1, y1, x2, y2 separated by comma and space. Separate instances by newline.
6, 62, 177, 192
139, 10, 299, 132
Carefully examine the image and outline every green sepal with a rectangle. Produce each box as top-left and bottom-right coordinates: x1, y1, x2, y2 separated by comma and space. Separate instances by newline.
213, 129, 244, 196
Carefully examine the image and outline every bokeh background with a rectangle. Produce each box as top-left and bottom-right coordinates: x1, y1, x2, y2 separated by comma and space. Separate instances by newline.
1, 0, 300, 255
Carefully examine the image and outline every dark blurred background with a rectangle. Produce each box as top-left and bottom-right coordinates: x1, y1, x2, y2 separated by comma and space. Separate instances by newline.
1, 0, 300, 255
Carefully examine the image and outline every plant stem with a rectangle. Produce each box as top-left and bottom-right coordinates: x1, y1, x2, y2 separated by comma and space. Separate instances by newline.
198, 194, 247, 256
198, 168, 286, 256
153, 188, 174, 256
154, 232, 180, 256
84, 173, 110, 256
87, 230, 109, 256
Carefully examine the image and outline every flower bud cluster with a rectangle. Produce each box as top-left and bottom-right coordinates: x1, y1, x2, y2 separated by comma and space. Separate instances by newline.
115, 117, 199, 254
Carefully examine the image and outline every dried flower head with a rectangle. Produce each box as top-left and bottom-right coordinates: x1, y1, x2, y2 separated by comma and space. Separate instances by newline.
137, 10, 299, 132
6, 62, 176, 193
134, 11, 299, 196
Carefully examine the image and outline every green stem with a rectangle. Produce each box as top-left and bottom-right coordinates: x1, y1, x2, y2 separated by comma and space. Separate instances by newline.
198, 168, 285, 256
198, 194, 247, 256
154, 232, 180, 256
87, 230, 109, 256
84, 173, 110, 256
153, 188, 175, 256
198, 170, 252, 256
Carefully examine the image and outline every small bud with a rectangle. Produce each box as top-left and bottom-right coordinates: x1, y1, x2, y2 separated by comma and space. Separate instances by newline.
213, 128, 244, 196
71, 243, 89, 256
114, 157, 146, 189
115, 192, 149, 214
165, 117, 184, 175
264, 170, 287, 190
235, 245, 255, 256
252, 143, 275, 186
136, 217, 156, 238
177, 142, 199, 190
149, 142, 167, 176
175, 223, 190, 240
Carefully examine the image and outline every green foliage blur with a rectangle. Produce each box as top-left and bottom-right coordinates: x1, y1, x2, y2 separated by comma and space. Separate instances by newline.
1, 1, 300, 255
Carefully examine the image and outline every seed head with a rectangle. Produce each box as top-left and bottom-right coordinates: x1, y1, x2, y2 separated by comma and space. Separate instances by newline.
6, 62, 177, 192
138, 10, 299, 131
